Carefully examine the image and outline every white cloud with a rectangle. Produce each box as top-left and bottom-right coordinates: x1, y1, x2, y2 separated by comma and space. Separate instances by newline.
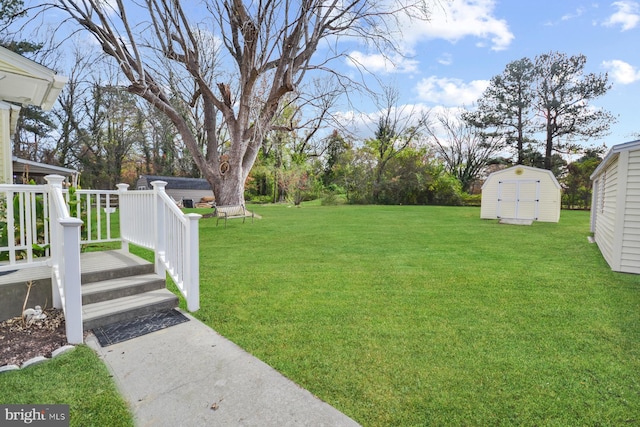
602, 59, 640, 84
415, 76, 489, 106
561, 7, 586, 21
603, 1, 640, 31
346, 51, 419, 74
401, 0, 514, 51
437, 53, 453, 66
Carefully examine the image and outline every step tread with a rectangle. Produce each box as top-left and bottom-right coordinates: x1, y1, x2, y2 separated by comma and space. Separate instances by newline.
83, 289, 177, 321
80, 250, 154, 284
80, 250, 152, 273
82, 273, 164, 295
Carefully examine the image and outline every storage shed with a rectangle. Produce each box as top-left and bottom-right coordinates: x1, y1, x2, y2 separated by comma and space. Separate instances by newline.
481, 165, 561, 222
136, 175, 214, 204
590, 140, 640, 274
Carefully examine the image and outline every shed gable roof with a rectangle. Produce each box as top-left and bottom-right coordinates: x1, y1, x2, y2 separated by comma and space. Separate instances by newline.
483, 165, 560, 189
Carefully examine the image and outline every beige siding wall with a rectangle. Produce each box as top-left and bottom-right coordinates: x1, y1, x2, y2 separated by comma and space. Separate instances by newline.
620, 150, 640, 273
594, 157, 618, 269
0, 106, 11, 184
0, 108, 5, 183
0, 103, 20, 184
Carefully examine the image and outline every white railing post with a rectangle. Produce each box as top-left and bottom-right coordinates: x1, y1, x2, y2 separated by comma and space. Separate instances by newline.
151, 181, 167, 279
46, 175, 65, 309
185, 213, 202, 311
116, 183, 130, 253
60, 217, 83, 344
45, 174, 84, 344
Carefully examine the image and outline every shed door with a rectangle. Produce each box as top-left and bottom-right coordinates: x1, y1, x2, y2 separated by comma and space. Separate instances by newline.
497, 179, 540, 220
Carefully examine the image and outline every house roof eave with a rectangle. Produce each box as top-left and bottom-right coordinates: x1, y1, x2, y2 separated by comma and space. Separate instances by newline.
590, 139, 640, 181
0, 46, 68, 111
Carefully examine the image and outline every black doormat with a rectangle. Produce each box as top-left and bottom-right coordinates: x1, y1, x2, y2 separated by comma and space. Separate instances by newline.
92, 309, 189, 347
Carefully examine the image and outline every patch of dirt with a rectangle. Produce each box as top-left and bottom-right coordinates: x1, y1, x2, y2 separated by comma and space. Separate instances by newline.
0, 309, 68, 367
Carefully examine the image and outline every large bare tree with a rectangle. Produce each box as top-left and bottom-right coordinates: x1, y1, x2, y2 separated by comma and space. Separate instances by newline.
52, 0, 433, 204
427, 110, 504, 192
365, 86, 430, 203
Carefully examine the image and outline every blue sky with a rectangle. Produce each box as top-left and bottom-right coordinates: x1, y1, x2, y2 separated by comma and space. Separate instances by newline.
24, 0, 640, 154
339, 0, 639, 150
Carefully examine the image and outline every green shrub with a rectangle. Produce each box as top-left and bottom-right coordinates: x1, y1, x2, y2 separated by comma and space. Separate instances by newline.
461, 193, 481, 206
320, 192, 346, 206
246, 194, 274, 204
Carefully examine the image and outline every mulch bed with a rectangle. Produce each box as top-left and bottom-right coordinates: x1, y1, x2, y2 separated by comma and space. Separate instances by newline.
0, 309, 69, 367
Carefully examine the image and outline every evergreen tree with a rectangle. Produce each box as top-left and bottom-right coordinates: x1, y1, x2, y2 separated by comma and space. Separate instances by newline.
467, 52, 615, 170
534, 52, 614, 170
463, 58, 535, 164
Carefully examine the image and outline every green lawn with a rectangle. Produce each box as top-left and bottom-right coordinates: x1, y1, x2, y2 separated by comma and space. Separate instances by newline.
0, 346, 133, 427
2, 204, 638, 426
186, 204, 640, 426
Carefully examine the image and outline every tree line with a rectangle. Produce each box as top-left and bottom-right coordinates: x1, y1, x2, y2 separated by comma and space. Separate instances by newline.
2, 1, 617, 209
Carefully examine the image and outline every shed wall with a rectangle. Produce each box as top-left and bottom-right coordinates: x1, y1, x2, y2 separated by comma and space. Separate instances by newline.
535, 178, 561, 222
480, 177, 499, 219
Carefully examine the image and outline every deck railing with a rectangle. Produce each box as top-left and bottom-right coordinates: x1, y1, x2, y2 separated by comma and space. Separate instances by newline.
64, 188, 120, 245
0, 175, 201, 343
0, 183, 51, 271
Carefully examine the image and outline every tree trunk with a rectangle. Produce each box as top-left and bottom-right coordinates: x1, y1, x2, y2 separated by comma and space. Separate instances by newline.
544, 132, 553, 170
214, 178, 245, 206
207, 163, 246, 206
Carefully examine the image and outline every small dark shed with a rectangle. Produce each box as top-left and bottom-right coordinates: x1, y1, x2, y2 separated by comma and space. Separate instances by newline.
136, 175, 214, 204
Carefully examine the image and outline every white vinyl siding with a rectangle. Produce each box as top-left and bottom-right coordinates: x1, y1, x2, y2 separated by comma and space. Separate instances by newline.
595, 157, 618, 268
591, 141, 640, 274
620, 150, 640, 273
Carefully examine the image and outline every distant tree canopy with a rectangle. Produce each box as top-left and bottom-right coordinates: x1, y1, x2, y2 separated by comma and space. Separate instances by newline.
562, 150, 602, 210
3, 4, 612, 205
464, 52, 615, 170
0, 0, 23, 26
54, 0, 437, 205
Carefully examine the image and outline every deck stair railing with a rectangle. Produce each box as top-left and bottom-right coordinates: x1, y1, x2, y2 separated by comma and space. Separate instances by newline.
117, 181, 201, 311
47, 175, 84, 344
0, 175, 201, 344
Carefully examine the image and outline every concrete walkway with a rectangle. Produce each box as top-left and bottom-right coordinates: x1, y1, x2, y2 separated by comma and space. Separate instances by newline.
86, 312, 360, 427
